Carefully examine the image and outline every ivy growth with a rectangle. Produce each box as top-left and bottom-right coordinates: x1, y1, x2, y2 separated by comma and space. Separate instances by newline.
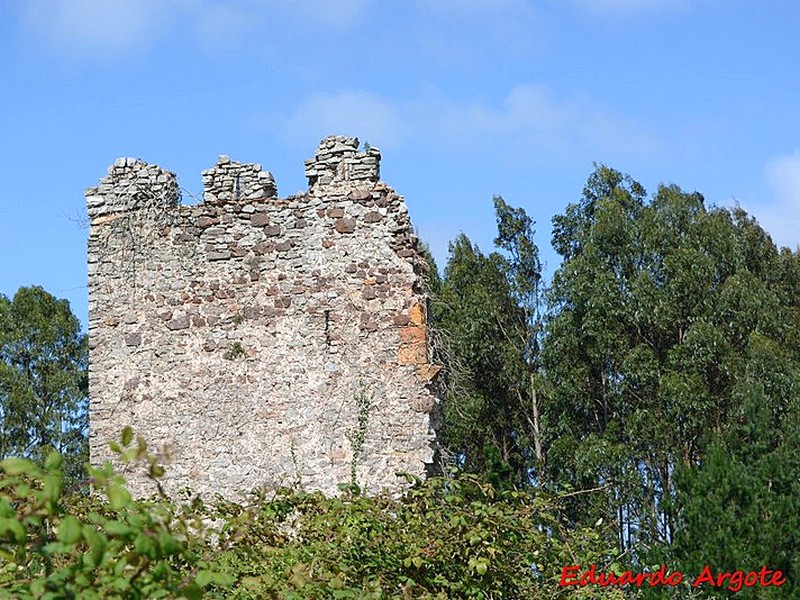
346, 379, 372, 491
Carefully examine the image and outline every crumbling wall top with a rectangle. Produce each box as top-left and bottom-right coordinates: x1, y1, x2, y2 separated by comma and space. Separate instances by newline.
304, 135, 380, 190
202, 155, 277, 204
85, 158, 179, 220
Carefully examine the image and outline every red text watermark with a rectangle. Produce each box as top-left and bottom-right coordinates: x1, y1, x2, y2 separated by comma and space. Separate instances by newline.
559, 564, 786, 593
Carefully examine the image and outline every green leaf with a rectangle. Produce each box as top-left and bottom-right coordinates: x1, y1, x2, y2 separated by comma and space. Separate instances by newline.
107, 485, 131, 510
157, 531, 179, 555
0, 499, 16, 518
212, 572, 235, 587
42, 541, 73, 554
0, 458, 37, 477
0, 518, 25, 543
182, 583, 203, 600
126, 513, 143, 529
121, 426, 134, 447
44, 452, 63, 472
30, 579, 45, 597
121, 447, 138, 464
42, 474, 62, 503
105, 521, 132, 537
57, 515, 83, 545
113, 557, 128, 576
134, 533, 157, 558
195, 569, 213, 587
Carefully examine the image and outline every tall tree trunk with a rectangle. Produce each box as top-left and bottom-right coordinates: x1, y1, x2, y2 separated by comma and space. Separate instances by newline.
530, 373, 544, 468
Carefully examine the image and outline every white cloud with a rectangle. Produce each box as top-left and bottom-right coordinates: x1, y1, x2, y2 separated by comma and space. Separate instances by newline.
292, 0, 369, 28
20, 0, 170, 56
417, 0, 528, 15
184, 2, 264, 48
17, 0, 368, 58
283, 90, 407, 150
572, 0, 692, 16
282, 84, 657, 159
433, 85, 656, 156
759, 150, 800, 249
766, 150, 800, 204
412, 0, 540, 64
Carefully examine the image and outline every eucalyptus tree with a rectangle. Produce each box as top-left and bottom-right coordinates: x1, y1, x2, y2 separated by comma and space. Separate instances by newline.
0, 286, 88, 484
433, 234, 528, 484
432, 196, 544, 486
493, 196, 546, 472
542, 165, 800, 565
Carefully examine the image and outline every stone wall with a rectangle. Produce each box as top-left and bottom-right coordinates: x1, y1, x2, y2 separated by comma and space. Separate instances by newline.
86, 136, 440, 499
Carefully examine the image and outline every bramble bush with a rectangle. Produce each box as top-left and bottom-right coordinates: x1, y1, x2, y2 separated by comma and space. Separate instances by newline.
0, 428, 232, 598
0, 429, 625, 598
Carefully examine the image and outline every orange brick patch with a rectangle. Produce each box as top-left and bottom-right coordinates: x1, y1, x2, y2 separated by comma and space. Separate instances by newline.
398, 303, 428, 365
398, 344, 427, 365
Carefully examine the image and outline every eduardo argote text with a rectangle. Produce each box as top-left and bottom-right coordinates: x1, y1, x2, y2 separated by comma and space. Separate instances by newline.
560, 564, 787, 593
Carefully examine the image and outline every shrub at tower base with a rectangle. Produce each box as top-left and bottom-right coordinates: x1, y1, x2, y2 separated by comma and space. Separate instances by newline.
0, 431, 624, 599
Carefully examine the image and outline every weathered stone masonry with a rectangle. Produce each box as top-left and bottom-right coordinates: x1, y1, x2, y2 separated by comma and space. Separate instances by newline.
87, 136, 440, 499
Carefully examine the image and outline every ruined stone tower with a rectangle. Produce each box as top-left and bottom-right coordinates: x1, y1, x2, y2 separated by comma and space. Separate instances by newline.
86, 136, 440, 499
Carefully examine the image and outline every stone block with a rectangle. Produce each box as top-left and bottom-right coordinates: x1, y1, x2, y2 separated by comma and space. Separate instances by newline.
335, 218, 356, 234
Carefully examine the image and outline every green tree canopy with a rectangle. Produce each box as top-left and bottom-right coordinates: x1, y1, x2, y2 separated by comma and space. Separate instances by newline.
431, 197, 545, 487
430, 166, 800, 585
0, 286, 88, 484
542, 164, 800, 572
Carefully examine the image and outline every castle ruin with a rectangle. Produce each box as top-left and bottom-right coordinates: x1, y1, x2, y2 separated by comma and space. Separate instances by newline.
86, 136, 440, 499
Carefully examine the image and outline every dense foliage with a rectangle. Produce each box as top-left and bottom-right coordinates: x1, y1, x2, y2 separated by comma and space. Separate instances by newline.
430, 196, 546, 488
0, 286, 87, 485
0, 431, 624, 598
432, 165, 800, 596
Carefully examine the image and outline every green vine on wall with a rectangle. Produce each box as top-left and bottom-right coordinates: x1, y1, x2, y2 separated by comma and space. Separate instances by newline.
90, 178, 194, 296
346, 378, 373, 490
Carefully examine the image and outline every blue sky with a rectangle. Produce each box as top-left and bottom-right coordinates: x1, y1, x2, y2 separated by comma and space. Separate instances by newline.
2, 0, 799, 328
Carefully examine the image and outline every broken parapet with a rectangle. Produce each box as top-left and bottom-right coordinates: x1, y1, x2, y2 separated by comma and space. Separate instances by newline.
304, 136, 380, 189
202, 156, 277, 203
86, 136, 440, 501
85, 158, 179, 221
